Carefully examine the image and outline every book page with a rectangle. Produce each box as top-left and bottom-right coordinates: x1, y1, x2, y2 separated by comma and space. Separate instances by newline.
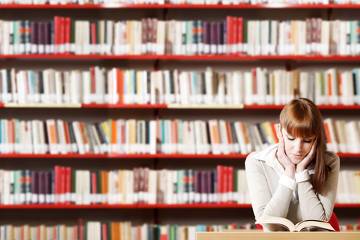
256, 215, 295, 232
295, 220, 335, 232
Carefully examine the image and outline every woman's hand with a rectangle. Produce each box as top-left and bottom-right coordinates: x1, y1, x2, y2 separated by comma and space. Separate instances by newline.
276, 124, 295, 177
296, 140, 317, 172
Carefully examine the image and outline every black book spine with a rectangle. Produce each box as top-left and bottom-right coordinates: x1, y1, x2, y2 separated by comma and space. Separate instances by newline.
145, 121, 150, 145
353, 71, 358, 95
30, 21, 37, 48
30, 171, 37, 203
210, 22, 217, 52
230, 122, 239, 150
37, 22, 43, 50
42, 121, 49, 151
44, 22, 50, 53
20, 21, 25, 48
68, 122, 77, 151
39, 70, 44, 95
6, 69, 11, 95
169, 70, 175, 99
95, 123, 107, 145
255, 123, 268, 145
44, 170, 49, 203
25, 170, 31, 203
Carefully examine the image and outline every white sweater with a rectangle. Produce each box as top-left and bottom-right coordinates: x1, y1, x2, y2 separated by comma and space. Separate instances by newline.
245, 144, 340, 224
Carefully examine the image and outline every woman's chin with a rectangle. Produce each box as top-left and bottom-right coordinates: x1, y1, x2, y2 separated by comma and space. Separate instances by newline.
291, 157, 303, 165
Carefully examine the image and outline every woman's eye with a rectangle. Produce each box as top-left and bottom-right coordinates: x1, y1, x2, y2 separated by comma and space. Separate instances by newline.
287, 137, 295, 141
303, 140, 312, 143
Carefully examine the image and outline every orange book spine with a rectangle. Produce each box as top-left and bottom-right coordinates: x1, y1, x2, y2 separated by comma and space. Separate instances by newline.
117, 69, 124, 104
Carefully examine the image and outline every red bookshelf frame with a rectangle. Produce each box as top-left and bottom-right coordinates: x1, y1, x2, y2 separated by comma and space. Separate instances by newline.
0, 3, 360, 9
0, 203, 357, 209
82, 104, 167, 109
241, 105, 360, 110
1, 103, 360, 110
2, 54, 360, 61
0, 153, 248, 159
0, 153, 357, 159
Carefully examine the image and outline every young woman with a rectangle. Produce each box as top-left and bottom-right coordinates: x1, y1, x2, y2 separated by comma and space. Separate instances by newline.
245, 98, 340, 230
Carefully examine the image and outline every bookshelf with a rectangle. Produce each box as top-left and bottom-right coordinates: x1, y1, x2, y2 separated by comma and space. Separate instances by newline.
0, 3, 360, 9
0, 203, 359, 209
0, 152, 358, 159
2, 55, 360, 61
0, 2, 360, 238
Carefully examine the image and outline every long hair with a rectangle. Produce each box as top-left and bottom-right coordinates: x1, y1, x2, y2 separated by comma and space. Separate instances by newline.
280, 98, 328, 193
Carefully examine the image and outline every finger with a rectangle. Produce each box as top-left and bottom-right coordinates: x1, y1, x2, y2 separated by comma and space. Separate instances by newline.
309, 140, 317, 156
303, 140, 317, 162
276, 124, 283, 144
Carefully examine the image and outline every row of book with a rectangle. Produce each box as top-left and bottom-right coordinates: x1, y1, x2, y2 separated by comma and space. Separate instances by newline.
1, 67, 360, 106
1, 220, 360, 240
0, 0, 359, 5
340, 223, 360, 231
0, 166, 359, 205
323, 119, 360, 153
338, 170, 360, 203
0, 166, 249, 205
0, 67, 120, 105
0, 222, 255, 240
1, 17, 360, 56
0, 118, 359, 154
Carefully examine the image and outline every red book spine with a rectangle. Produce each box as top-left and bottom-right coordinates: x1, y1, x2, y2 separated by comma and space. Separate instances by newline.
9, 120, 14, 146
54, 166, 60, 203
54, 16, 59, 48
237, 17, 243, 47
59, 17, 65, 51
21, 226, 24, 240
252, 68, 257, 97
232, 17, 238, 53
336, 71, 342, 99
91, 22, 97, 46
228, 167, 234, 202
225, 122, 233, 149
327, 72, 333, 97
63, 121, 71, 151
160, 229, 168, 240
73, 224, 78, 240
102, 223, 108, 240
60, 166, 65, 203
91, 171, 97, 196
323, 121, 331, 145
232, 17, 237, 53
226, 16, 233, 47
90, 66, 96, 101
78, 219, 84, 240
223, 166, 228, 202
66, 167, 71, 204
37, 225, 41, 240
216, 165, 222, 197
65, 17, 71, 53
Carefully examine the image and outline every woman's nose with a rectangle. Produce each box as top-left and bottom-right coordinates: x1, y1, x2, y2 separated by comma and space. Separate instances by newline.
294, 139, 303, 151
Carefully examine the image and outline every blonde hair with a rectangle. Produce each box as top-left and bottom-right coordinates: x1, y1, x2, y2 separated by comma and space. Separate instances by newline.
280, 98, 328, 193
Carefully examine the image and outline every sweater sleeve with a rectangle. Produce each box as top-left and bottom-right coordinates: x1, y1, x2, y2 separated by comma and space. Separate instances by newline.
296, 153, 340, 221
245, 153, 294, 220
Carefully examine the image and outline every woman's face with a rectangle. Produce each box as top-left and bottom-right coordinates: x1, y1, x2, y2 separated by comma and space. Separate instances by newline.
281, 128, 316, 164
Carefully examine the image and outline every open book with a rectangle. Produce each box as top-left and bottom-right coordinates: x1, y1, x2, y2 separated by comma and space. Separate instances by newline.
256, 215, 335, 232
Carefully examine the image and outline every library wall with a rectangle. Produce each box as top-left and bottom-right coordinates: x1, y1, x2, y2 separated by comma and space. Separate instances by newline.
0, 2, 359, 238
